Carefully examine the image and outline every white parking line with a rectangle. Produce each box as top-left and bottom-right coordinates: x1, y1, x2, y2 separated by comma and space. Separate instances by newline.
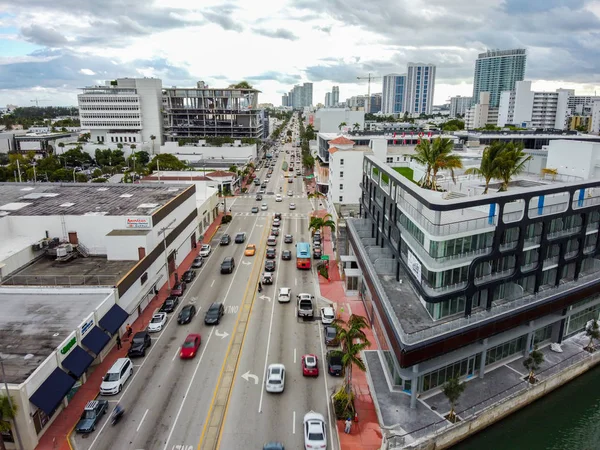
171, 345, 181, 361
295, 278, 297, 286
292, 411, 296, 434
317, 324, 336, 450
211, 279, 215, 287
294, 348, 296, 364
136, 409, 149, 432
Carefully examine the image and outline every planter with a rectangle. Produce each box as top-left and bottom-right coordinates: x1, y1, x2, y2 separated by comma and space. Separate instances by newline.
333, 388, 355, 419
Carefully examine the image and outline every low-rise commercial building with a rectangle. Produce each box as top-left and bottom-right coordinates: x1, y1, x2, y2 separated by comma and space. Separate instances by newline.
310, 109, 365, 134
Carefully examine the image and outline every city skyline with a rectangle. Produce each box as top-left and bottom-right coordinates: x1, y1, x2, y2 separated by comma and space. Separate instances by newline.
1, 0, 600, 107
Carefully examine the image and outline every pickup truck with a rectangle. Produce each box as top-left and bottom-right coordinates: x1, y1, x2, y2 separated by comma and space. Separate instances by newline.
75, 400, 108, 433
297, 293, 315, 318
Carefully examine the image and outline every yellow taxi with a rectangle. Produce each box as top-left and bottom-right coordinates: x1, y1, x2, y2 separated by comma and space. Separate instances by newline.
244, 244, 256, 256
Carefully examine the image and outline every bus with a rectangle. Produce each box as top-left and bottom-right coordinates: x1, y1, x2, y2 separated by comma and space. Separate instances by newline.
296, 242, 311, 269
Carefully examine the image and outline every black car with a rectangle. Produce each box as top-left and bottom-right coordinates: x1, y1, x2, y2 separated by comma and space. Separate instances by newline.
191, 257, 204, 268
271, 228, 280, 236
75, 400, 108, 433
182, 270, 196, 283
265, 260, 276, 272
266, 248, 277, 259
220, 234, 231, 245
284, 234, 293, 243
160, 296, 179, 313
205, 302, 225, 325
177, 304, 197, 324
326, 351, 343, 376
324, 326, 339, 346
128, 331, 151, 357
221, 256, 235, 274
274, 212, 282, 220
235, 232, 246, 244
313, 248, 322, 259
256, 194, 263, 201
282, 250, 292, 260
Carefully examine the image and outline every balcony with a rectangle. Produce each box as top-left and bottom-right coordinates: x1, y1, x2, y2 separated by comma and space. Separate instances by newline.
547, 226, 581, 240
474, 268, 514, 285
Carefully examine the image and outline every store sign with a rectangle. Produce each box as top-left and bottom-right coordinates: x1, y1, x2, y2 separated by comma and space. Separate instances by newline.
80, 318, 94, 338
407, 250, 422, 281
60, 337, 77, 355
126, 217, 151, 229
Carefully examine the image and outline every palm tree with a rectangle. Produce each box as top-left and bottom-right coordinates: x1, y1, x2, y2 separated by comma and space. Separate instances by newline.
464, 141, 504, 194
0, 394, 18, 450
307, 192, 326, 200
309, 214, 336, 235
353, 123, 360, 131
332, 314, 371, 391
497, 142, 532, 191
430, 138, 463, 191
130, 144, 137, 151
338, 122, 347, 130
442, 377, 466, 423
411, 139, 435, 188
150, 135, 156, 155
523, 345, 544, 383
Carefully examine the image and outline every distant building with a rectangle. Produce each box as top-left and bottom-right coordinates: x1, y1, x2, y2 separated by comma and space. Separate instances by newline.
449, 96, 473, 117
281, 94, 289, 107
332, 86, 340, 106
591, 101, 600, 134
325, 92, 332, 107
465, 92, 498, 129
568, 95, 600, 116
382, 74, 407, 115
406, 63, 436, 115
472, 49, 527, 108
311, 109, 365, 134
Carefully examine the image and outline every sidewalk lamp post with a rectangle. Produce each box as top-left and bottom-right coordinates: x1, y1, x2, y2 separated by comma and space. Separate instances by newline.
158, 218, 177, 289
1, 359, 24, 450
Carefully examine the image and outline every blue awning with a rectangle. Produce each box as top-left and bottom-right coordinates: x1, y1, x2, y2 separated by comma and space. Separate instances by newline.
81, 326, 111, 355
29, 368, 76, 416
99, 304, 129, 335
61, 346, 94, 379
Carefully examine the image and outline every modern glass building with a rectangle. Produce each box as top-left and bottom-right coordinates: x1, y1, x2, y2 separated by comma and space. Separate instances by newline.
472, 49, 527, 108
382, 74, 406, 115
406, 63, 436, 115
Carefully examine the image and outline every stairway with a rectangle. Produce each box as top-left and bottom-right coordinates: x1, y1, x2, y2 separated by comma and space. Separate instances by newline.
77, 242, 90, 257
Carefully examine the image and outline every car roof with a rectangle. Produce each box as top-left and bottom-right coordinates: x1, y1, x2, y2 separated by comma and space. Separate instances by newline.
304, 411, 325, 423
209, 302, 222, 309
322, 307, 334, 314
185, 333, 200, 340
182, 304, 194, 311
133, 331, 147, 338
280, 287, 291, 293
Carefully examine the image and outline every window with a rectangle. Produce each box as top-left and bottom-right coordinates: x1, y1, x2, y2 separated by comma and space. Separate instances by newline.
340, 159, 344, 165
339, 184, 344, 190
339, 196, 343, 202
485, 335, 527, 365
340, 171, 344, 178
386, 157, 393, 163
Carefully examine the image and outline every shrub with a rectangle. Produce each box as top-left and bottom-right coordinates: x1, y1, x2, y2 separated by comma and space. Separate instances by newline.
221, 214, 233, 224
333, 386, 355, 419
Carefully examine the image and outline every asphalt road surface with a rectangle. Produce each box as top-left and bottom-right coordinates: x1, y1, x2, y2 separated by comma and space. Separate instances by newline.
74, 117, 339, 450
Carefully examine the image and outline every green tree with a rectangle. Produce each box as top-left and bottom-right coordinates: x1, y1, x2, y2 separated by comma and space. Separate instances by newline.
111, 149, 126, 166
442, 119, 465, 131
442, 377, 466, 422
148, 154, 187, 171
523, 345, 545, 383
585, 319, 600, 352
130, 144, 136, 151
0, 154, 8, 165
52, 168, 73, 182
228, 165, 238, 175
92, 168, 103, 178
309, 214, 336, 235
229, 81, 253, 89
353, 122, 360, 131
496, 142, 531, 191
62, 147, 92, 167
412, 137, 463, 191
76, 173, 88, 183
0, 394, 18, 450
464, 141, 504, 194
338, 122, 347, 130
58, 141, 65, 152
331, 314, 371, 392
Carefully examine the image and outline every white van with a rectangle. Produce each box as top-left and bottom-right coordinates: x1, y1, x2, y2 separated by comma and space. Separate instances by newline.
100, 358, 133, 395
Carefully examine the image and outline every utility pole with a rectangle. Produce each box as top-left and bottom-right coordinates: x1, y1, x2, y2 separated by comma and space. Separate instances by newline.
356, 73, 382, 115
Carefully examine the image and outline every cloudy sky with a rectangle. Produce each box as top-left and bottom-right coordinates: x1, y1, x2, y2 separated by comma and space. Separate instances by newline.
1, 0, 600, 108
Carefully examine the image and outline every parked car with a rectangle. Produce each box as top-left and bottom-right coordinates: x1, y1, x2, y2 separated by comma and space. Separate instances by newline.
321, 307, 335, 325
191, 256, 204, 268
266, 248, 277, 259
326, 351, 343, 376
221, 256, 235, 274
278, 287, 291, 303
199, 244, 211, 257
220, 234, 231, 245
256, 194, 263, 201
302, 354, 319, 377
275, 194, 283, 202
170, 282, 186, 297
204, 302, 224, 325
282, 250, 292, 260
313, 248, 322, 259
148, 312, 168, 333
284, 234, 293, 243
265, 259, 276, 272
182, 270, 196, 283
267, 236, 277, 246
271, 228, 280, 236
75, 400, 108, 433
265, 364, 286, 393
235, 232, 247, 243
128, 331, 151, 357
99, 358, 133, 395
252, 206, 259, 213
177, 304, 197, 324
159, 296, 179, 313
180, 333, 201, 359
324, 326, 339, 346
303, 411, 327, 449
272, 219, 281, 228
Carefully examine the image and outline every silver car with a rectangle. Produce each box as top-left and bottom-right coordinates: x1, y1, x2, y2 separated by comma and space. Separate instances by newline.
265, 364, 285, 393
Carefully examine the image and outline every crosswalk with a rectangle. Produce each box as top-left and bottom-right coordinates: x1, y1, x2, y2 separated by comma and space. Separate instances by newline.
233, 212, 307, 218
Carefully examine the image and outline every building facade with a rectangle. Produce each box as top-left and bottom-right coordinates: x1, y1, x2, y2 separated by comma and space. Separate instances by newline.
78, 78, 164, 145
348, 146, 600, 407
282, 94, 289, 107
449, 96, 473, 117
382, 74, 406, 115
465, 92, 498, 129
162, 81, 262, 141
325, 92, 332, 108
568, 96, 600, 116
591, 101, 600, 134
332, 86, 340, 107
405, 63, 436, 115
472, 49, 527, 108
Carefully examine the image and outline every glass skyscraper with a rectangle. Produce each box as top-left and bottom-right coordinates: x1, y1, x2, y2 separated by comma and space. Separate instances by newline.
382, 74, 406, 115
472, 49, 527, 108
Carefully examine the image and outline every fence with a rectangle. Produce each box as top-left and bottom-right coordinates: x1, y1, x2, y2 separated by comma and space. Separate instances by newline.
2, 274, 119, 286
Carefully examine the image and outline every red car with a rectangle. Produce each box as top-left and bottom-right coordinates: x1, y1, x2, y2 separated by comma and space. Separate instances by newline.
302, 354, 319, 377
170, 282, 186, 297
179, 334, 201, 359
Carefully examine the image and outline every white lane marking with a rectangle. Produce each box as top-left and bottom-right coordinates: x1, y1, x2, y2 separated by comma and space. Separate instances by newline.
172, 346, 181, 362
318, 323, 336, 450
292, 411, 296, 434
294, 306, 297, 317
295, 278, 297, 286
162, 327, 215, 450
294, 348, 297, 364
136, 409, 149, 432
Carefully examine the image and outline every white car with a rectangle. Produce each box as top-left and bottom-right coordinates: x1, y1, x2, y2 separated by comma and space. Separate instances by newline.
147, 312, 167, 332
303, 411, 327, 449
275, 194, 283, 202
278, 287, 292, 303
289, 203, 296, 210
288, 191, 294, 196
321, 307, 335, 324
261, 203, 268, 211
265, 363, 286, 393
199, 244, 211, 257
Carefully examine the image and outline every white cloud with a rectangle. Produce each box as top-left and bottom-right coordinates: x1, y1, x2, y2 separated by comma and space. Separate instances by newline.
79, 68, 95, 75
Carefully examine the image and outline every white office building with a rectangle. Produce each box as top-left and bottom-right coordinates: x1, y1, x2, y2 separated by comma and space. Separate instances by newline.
78, 78, 163, 146
325, 92, 332, 107
568, 96, 600, 115
310, 109, 365, 133
405, 63, 436, 115
449, 96, 473, 117
382, 74, 407, 115
591, 101, 600, 134
332, 86, 340, 107
497, 81, 573, 129
465, 92, 498, 129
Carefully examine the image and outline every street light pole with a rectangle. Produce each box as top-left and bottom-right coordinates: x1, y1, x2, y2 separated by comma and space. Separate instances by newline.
1, 360, 24, 450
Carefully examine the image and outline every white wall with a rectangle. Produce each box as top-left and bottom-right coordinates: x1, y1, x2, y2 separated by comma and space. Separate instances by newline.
135, 78, 164, 144
592, 101, 600, 134
328, 150, 365, 205
513, 81, 534, 125
314, 109, 365, 133
546, 140, 600, 180
105, 232, 149, 261
160, 141, 257, 163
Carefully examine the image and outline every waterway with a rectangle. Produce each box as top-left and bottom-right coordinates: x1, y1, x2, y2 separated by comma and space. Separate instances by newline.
454, 365, 600, 450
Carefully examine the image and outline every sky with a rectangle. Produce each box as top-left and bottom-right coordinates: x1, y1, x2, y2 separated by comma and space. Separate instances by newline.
1, 0, 600, 108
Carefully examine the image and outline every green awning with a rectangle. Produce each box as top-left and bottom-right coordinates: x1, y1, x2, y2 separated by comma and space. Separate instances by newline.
305, 174, 315, 179
321, 255, 330, 261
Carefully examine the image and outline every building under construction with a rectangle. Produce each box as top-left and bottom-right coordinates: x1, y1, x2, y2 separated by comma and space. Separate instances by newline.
162, 81, 264, 142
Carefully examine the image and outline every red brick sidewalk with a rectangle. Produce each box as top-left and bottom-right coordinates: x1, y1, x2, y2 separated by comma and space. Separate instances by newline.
35, 215, 223, 450
315, 209, 382, 450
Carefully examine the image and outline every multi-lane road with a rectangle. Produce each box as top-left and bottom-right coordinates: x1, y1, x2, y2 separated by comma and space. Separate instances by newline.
74, 118, 340, 450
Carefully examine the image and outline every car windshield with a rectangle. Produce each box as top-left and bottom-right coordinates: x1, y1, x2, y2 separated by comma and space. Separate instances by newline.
180, 309, 190, 317
269, 379, 281, 384
133, 336, 145, 345
104, 372, 120, 382
84, 410, 96, 419
151, 316, 162, 323
308, 431, 324, 441
208, 306, 220, 314
183, 340, 196, 348
326, 328, 336, 337
305, 357, 316, 366
165, 300, 174, 306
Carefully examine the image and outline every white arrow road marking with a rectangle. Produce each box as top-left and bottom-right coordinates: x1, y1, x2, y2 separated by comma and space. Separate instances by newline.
242, 261, 252, 265
241, 371, 259, 384
215, 329, 229, 339
259, 295, 272, 302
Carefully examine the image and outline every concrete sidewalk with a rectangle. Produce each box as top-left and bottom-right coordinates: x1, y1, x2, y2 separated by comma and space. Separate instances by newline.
313, 209, 382, 450
35, 215, 223, 450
